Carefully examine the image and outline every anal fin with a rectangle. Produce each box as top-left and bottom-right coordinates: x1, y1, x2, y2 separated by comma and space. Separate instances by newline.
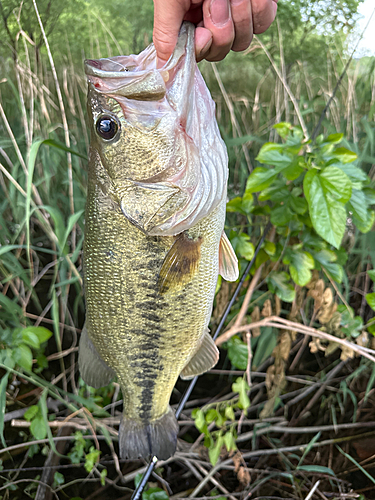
219, 231, 239, 282
180, 330, 219, 380
78, 323, 115, 388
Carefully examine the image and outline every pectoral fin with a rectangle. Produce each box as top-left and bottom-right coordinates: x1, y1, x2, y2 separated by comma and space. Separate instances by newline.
158, 232, 202, 294
120, 182, 179, 233
219, 231, 239, 282
78, 323, 115, 388
180, 330, 219, 380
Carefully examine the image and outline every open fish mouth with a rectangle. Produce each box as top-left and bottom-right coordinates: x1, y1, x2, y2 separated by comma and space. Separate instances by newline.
84, 22, 195, 110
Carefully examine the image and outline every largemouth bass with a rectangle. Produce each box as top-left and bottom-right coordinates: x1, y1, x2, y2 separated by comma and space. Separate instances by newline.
79, 22, 239, 461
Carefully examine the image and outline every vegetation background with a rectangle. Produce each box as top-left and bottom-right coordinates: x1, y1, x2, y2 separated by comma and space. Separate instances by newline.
1, 0, 375, 499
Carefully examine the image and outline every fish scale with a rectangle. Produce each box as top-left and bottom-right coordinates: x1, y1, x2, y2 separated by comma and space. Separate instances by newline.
79, 22, 239, 460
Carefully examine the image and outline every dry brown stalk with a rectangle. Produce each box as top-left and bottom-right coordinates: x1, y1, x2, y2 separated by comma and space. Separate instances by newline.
254, 36, 309, 141
211, 63, 253, 172
215, 315, 375, 363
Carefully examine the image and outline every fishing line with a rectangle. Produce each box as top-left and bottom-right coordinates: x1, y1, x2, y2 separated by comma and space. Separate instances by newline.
131, 221, 272, 500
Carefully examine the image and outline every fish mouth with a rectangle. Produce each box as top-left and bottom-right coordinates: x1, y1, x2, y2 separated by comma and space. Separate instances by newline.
84, 22, 195, 106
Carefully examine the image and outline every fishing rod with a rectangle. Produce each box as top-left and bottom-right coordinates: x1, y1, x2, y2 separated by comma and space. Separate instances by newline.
131, 221, 272, 500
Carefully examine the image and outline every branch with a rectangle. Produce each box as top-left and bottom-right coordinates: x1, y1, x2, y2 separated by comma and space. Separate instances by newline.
215, 315, 375, 364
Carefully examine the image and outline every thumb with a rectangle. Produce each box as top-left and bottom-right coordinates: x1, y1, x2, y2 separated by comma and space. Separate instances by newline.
153, 0, 190, 65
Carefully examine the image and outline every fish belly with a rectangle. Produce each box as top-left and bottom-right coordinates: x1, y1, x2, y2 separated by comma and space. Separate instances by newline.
81, 174, 225, 459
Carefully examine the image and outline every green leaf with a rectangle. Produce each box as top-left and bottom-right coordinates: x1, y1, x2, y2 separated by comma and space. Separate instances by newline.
52, 471, 65, 488
223, 431, 237, 452
209, 435, 224, 466
258, 179, 287, 201
267, 272, 295, 302
263, 241, 276, 256
366, 293, 375, 312
24, 405, 39, 421
349, 189, 368, 223
42, 139, 88, 160
282, 158, 304, 181
325, 133, 343, 144
252, 327, 278, 369
313, 249, 344, 283
143, 487, 169, 500
224, 406, 235, 421
192, 408, 208, 435
290, 194, 308, 215
335, 163, 368, 185
256, 144, 293, 168
341, 314, 363, 338
332, 147, 357, 163
271, 204, 294, 226
320, 166, 352, 203
231, 233, 254, 261
227, 336, 248, 370
23, 326, 53, 344
226, 197, 244, 213
355, 210, 375, 234
298, 432, 321, 466
21, 331, 40, 350
284, 249, 315, 286
85, 447, 100, 473
232, 378, 250, 410
245, 167, 276, 193
364, 188, 375, 205
273, 122, 292, 139
205, 409, 218, 424
13, 344, 33, 371
134, 473, 143, 489
30, 414, 48, 440
226, 193, 253, 215
297, 465, 335, 476
368, 270, 375, 282
304, 169, 347, 249
303, 169, 316, 205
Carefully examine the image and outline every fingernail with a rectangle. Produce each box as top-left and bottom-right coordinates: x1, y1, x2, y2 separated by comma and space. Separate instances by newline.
198, 38, 213, 59
210, 0, 230, 26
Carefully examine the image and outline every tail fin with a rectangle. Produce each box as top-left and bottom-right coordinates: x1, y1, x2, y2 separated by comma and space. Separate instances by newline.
119, 406, 178, 460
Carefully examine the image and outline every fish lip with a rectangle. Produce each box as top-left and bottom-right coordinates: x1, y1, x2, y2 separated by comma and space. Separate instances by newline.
84, 22, 195, 103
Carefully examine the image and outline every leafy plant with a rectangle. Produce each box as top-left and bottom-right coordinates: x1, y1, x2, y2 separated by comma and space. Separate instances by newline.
0, 326, 52, 372
229, 124, 374, 298
192, 377, 250, 465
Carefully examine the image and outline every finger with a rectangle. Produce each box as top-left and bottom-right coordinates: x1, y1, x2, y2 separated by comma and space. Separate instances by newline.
202, 0, 235, 62
251, 0, 278, 34
195, 26, 213, 62
153, 0, 191, 66
230, 0, 253, 52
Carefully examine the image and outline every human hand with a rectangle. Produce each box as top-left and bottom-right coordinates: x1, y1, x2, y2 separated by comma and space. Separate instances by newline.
153, 0, 278, 65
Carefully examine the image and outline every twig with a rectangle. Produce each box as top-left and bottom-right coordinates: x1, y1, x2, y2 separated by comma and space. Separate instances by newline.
215, 315, 375, 364
304, 481, 320, 500
188, 431, 375, 498
0, 479, 59, 499
234, 265, 263, 330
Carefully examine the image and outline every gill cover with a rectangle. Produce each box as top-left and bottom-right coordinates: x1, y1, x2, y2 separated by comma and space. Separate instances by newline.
85, 22, 228, 236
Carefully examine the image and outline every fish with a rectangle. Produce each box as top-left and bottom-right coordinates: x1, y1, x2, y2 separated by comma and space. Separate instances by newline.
78, 22, 239, 461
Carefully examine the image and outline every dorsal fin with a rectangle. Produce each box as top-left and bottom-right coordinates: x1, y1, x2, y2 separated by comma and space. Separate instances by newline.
219, 231, 239, 282
158, 232, 202, 294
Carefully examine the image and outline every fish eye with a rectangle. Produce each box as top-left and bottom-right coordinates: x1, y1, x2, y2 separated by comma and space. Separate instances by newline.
95, 115, 120, 140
